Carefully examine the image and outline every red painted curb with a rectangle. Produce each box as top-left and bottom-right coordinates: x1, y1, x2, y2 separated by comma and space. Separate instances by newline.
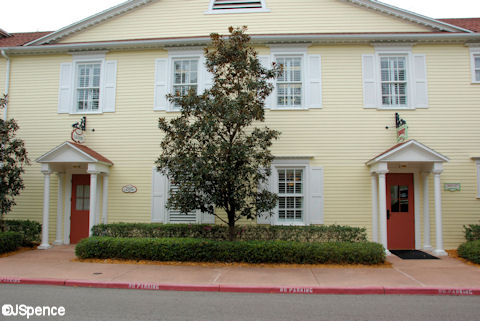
385, 287, 480, 296
2, 277, 480, 296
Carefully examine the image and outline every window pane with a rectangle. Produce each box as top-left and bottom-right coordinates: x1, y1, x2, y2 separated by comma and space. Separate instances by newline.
399, 185, 409, 212
76, 63, 101, 112
380, 57, 407, 107
390, 185, 399, 212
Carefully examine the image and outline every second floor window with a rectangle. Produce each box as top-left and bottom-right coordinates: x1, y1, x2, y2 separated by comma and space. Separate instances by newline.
380, 56, 407, 107
76, 63, 101, 112
276, 57, 303, 108
173, 58, 199, 100
474, 54, 480, 82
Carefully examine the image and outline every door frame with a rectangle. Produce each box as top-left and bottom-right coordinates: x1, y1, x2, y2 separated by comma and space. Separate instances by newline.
385, 168, 421, 250
64, 170, 102, 245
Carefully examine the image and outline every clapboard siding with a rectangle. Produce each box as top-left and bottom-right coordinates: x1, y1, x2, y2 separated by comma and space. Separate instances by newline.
5, 42, 480, 248
58, 0, 432, 44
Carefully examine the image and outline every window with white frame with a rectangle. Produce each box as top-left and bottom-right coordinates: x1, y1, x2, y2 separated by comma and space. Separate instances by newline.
473, 54, 480, 83
76, 62, 101, 112
276, 56, 303, 108
277, 168, 304, 222
362, 48, 428, 109
380, 56, 408, 107
58, 54, 117, 114
173, 58, 199, 98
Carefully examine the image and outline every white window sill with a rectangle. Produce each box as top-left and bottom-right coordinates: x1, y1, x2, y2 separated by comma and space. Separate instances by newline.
363, 106, 423, 111
274, 222, 306, 226
270, 106, 310, 111
70, 111, 103, 115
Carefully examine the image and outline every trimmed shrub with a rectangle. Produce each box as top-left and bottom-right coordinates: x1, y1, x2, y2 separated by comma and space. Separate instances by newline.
91, 223, 367, 243
464, 224, 480, 242
458, 240, 480, 264
4, 220, 41, 246
76, 237, 385, 265
0, 232, 23, 254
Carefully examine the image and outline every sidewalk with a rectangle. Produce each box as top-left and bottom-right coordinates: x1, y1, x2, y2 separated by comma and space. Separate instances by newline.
1, 245, 480, 296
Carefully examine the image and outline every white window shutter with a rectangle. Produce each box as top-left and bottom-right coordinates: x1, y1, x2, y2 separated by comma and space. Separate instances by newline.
151, 168, 167, 223
257, 167, 275, 224
58, 63, 73, 113
307, 55, 322, 108
203, 57, 214, 91
362, 54, 377, 108
102, 60, 117, 113
201, 211, 215, 224
308, 166, 324, 225
258, 55, 273, 109
154, 58, 168, 110
413, 54, 428, 108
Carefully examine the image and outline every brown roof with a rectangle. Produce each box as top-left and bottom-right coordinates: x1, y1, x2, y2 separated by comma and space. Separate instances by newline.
0, 31, 51, 47
439, 18, 480, 32
69, 142, 114, 165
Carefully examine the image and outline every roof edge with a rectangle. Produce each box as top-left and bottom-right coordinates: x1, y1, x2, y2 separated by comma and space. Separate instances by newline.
342, 0, 473, 33
25, 0, 155, 46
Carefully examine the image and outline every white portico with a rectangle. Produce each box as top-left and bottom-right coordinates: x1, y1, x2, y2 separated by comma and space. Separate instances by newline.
366, 140, 449, 256
36, 141, 113, 249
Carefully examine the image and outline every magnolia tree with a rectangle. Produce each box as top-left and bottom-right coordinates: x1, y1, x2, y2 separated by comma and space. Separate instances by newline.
0, 94, 30, 231
156, 27, 281, 240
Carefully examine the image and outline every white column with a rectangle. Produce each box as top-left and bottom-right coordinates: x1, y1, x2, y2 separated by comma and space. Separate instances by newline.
102, 174, 109, 224
88, 172, 98, 236
53, 173, 64, 245
377, 167, 390, 255
38, 165, 52, 250
371, 173, 379, 242
422, 171, 432, 251
432, 163, 447, 256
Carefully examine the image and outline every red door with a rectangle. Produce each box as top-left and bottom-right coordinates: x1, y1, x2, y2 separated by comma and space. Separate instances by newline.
386, 173, 415, 250
70, 174, 90, 244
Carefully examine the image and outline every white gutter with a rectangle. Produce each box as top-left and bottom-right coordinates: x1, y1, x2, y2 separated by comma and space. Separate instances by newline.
3, 32, 480, 55
1, 49, 10, 120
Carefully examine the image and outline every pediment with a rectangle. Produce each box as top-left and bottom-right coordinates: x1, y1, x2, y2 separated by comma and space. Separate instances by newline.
366, 140, 449, 166
36, 141, 113, 165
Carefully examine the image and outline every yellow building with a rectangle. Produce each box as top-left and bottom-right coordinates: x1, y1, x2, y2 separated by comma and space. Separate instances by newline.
1, 0, 479, 255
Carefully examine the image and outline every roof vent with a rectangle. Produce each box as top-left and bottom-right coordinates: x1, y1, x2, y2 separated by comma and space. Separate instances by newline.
211, 0, 264, 11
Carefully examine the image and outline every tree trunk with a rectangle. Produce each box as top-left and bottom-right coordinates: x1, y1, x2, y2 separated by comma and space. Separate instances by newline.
227, 209, 236, 241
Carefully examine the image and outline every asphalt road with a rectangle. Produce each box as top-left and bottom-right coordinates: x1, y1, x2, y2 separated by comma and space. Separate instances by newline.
1, 284, 479, 321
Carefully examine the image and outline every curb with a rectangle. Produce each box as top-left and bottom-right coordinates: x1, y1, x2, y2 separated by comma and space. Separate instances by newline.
1, 277, 480, 296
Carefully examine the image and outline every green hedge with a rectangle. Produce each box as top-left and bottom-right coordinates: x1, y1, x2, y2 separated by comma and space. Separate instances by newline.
76, 237, 385, 265
0, 232, 23, 254
91, 223, 367, 243
3, 220, 41, 246
458, 240, 480, 264
464, 224, 480, 242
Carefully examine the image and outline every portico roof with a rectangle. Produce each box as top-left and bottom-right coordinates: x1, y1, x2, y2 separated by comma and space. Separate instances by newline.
36, 141, 113, 166
366, 139, 449, 166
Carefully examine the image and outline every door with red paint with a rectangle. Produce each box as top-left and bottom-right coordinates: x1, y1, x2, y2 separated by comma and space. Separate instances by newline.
70, 174, 90, 244
386, 173, 415, 250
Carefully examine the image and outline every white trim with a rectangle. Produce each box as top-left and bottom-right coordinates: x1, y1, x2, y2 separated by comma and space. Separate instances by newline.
470, 47, 480, 84
71, 56, 106, 114
473, 158, 480, 199
36, 141, 112, 166
26, 0, 154, 45
342, 0, 472, 33
271, 53, 306, 110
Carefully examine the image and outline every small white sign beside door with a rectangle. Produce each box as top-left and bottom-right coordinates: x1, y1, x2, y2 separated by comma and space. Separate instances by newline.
122, 185, 137, 193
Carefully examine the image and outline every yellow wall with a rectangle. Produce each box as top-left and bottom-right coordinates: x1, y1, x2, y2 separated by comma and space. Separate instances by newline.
5, 42, 480, 249
58, 0, 432, 44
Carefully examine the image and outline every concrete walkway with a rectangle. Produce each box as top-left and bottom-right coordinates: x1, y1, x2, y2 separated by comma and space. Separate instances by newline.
1, 245, 480, 295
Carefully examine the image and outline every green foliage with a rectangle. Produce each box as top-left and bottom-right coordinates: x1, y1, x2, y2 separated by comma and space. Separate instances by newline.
4, 219, 41, 246
76, 237, 385, 265
464, 224, 480, 242
156, 27, 281, 239
0, 231, 23, 254
91, 223, 368, 243
457, 240, 480, 264
0, 94, 30, 231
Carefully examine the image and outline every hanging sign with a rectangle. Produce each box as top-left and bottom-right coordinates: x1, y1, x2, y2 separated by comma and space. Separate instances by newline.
71, 116, 86, 144
395, 113, 408, 143
444, 183, 461, 192
122, 185, 137, 193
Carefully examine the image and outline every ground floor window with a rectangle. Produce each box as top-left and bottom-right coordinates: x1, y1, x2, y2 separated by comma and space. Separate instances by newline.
277, 168, 304, 223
